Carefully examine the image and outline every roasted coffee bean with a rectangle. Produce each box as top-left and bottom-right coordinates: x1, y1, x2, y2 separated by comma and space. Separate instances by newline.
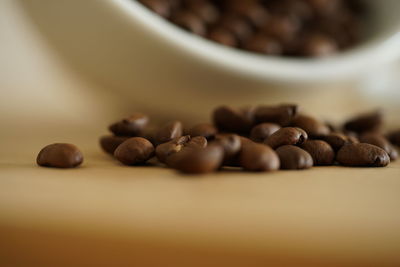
208, 27, 238, 47
321, 132, 357, 152
301, 33, 338, 57
155, 135, 191, 163
343, 110, 383, 134
276, 145, 313, 170
264, 127, 308, 149
109, 113, 149, 136
262, 15, 300, 42
300, 140, 335, 165
187, 123, 217, 140
187, 136, 208, 148
226, 1, 269, 27
114, 137, 155, 165
359, 133, 398, 160
213, 133, 241, 164
244, 34, 282, 55
218, 15, 253, 44
250, 123, 281, 143
99, 135, 129, 154
171, 11, 206, 36
140, 0, 172, 18
186, 0, 219, 24
387, 129, 400, 147
213, 105, 253, 133
37, 143, 83, 168
166, 144, 224, 174
154, 121, 183, 145
291, 114, 330, 138
336, 143, 390, 167
255, 104, 298, 126
239, 142, 280, 172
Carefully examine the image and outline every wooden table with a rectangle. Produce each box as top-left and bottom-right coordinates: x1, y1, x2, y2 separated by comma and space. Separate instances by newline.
1, 127, 400, 267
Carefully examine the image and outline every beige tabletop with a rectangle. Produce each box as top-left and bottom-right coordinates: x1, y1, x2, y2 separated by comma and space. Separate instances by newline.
1, 1, 400, 266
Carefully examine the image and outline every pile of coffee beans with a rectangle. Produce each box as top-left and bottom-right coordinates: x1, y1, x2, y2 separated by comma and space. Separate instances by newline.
93, 104, 399, 174
137, 0, 365, 57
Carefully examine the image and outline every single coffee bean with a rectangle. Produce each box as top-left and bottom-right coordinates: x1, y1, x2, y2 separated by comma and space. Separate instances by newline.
276, 145, 313, 170
155, 135, 191, 163
213, 133, 241, 164
140, 0, 172, 18
359, 133, 398, 160
154, 121, 183, 145
321, 132, 357, 152
218, 14, 253, 44
208, 27, 238, 47
387, 129, 400, 147
250, 123, 281, 143
300, 140, 335, 166
114, 137, 155, 165
343, 110, 383, 134
187, 123, 217, 140
254, 104, 298, 126
336, 143, 390, 167
213, 105, 253, 133
301, 33, 338, 57
99, 135, 129, 154
171, 11, 206, 36
291, 114, 330, 138
187, 0, 220, 25
166, 144, 224, 174
264, 127, 308, 149
37, 143, 83, 168
108, 113, 149, 136
244, 34, 283, 55
239, 142, 280, 172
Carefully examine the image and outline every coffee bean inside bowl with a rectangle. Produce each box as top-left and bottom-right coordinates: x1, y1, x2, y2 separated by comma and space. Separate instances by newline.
137, 0, 365, 57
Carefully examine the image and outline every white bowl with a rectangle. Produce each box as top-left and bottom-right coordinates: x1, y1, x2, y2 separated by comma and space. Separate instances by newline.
20, 0, 400, 119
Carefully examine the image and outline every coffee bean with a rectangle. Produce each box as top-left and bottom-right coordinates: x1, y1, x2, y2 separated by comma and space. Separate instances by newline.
186, 0, 220, 24
321, 132, 358, 152
359, 133, 398, 160
187, 136, 208, 148
171, 11, 206, 36
186, 123, 217, 140
254, 104, 298, 126
166, 144, 224, 174
301, 33, 338, 57
140, 0, 172, 18
108, 113, 149, 136
336, 143, 390, 167
264, 127, 308, 149
218, 14, 253, 44
155, 121, 183, 145
227, 1, 269, 27
250, 123, 281, 143
239, 142, 280, 172
114, 137, 155, 165
208, 27, 238, 47
37, 143, 83, 168
291, 114, 330, 138
213, 133, 241, 164
244, 34, 282, 55
387, 129, 400, 147
99, 135, 129, 154
300, 140, 335, 165
262, 15, 300, 42
276, 145, 313, 170
155, 135, 191, 163
213, 105, 253, 133
343, 110, 383, 134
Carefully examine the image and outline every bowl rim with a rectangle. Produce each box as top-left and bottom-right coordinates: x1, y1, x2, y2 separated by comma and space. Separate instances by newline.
109, 0, 400, 84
